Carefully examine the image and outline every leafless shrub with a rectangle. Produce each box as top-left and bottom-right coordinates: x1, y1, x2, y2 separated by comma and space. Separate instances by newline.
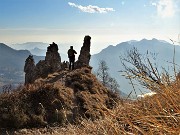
119, 47, 175, 93
96, 60, 120, 94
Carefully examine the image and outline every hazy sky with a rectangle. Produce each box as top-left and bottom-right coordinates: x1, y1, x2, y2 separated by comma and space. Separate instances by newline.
0, 0, 179, 53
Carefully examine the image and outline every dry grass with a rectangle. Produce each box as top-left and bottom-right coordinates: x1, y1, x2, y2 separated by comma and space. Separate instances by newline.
0, 67, 179, 135
13, 81, 180, 135
71, 79, 180, 135
37, 81, 180, 134
52, 82, 179, 135
0, 67, 119, 130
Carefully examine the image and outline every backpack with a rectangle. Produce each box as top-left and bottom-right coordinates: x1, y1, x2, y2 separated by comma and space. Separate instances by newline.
68, 49, 74, 57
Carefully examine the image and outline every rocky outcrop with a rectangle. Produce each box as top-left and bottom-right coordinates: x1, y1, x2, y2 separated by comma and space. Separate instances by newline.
24, 55, 36, 84
24, 36, 92, 84
35, 42, 61, 79
24, 42, 61, 84
45, 42, 61, 71
76, 35, 91, 68
5, 36, 121, 129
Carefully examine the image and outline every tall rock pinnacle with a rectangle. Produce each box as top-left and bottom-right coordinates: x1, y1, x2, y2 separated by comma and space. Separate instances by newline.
76, 35, 91, 68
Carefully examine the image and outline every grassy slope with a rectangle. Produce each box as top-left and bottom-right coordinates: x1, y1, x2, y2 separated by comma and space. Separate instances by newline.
0, 68, 179, 135
0, 67, 119, 129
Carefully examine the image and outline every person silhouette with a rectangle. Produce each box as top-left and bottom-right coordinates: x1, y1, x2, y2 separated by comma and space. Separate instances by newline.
67, 46, 77, 70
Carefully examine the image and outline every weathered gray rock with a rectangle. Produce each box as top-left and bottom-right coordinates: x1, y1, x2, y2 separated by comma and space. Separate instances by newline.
36, 42, 61, 79
61, 61, 69, 70
45, 42, 61, 72
24, 42, 61, 84
24, 36, 92, 84
35, 60, 49, 78
76, 35, 91, 68
24, 55, 36, 84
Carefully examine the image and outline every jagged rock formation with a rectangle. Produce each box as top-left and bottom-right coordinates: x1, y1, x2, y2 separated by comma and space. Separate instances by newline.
35, 42, 61, 79
76, 35, 91, 68
24, 36, 92, 84
24, 42, 61, 84
24, 55, 36, 84
45, 42, 61, 71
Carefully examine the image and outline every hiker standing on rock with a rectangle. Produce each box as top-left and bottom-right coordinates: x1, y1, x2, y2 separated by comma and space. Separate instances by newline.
68, 46, 77, 70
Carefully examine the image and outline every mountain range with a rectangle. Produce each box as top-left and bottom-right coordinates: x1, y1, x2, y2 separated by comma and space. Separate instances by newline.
10, 42, 69, 61
90, 38, 180, 96
0, 43, 44, 91
0, 39, 180, 96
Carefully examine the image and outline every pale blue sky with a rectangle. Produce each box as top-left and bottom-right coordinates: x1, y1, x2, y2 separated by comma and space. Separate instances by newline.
0, 0, 179, 53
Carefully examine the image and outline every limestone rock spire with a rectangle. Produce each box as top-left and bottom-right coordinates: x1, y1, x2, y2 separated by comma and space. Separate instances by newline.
76, 35, 91, 68
24, 55, 36, 84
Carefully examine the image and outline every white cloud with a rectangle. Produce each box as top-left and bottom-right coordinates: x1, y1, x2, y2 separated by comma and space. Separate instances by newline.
68, 2, 115, 13
151, 2, 157, 6
153, 0, 176, 18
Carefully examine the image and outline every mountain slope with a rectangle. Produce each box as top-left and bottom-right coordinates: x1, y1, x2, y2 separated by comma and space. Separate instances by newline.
30, 47, 47, 56
11, 42, 49, 50
0, 43, 31, 69
0, 43, 44, 69
0, 43, 44, 91
11, 42, 69, 61
90, 39, 180, 96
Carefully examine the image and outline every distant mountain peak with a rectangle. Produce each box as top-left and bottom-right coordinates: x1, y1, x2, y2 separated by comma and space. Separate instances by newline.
139, 38, 168, 44
140, 38, 149, 42
11, 42, 49, 50
32, 47, 42, 50
152, 38, 158, 41
0, 43, 15, 51
91, 38, 180, 96
106, 45, 114, 48
21, 42, 47, 44
140, 38, 158, 41
140, 38, 167, 43
128, 40, 138, 44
